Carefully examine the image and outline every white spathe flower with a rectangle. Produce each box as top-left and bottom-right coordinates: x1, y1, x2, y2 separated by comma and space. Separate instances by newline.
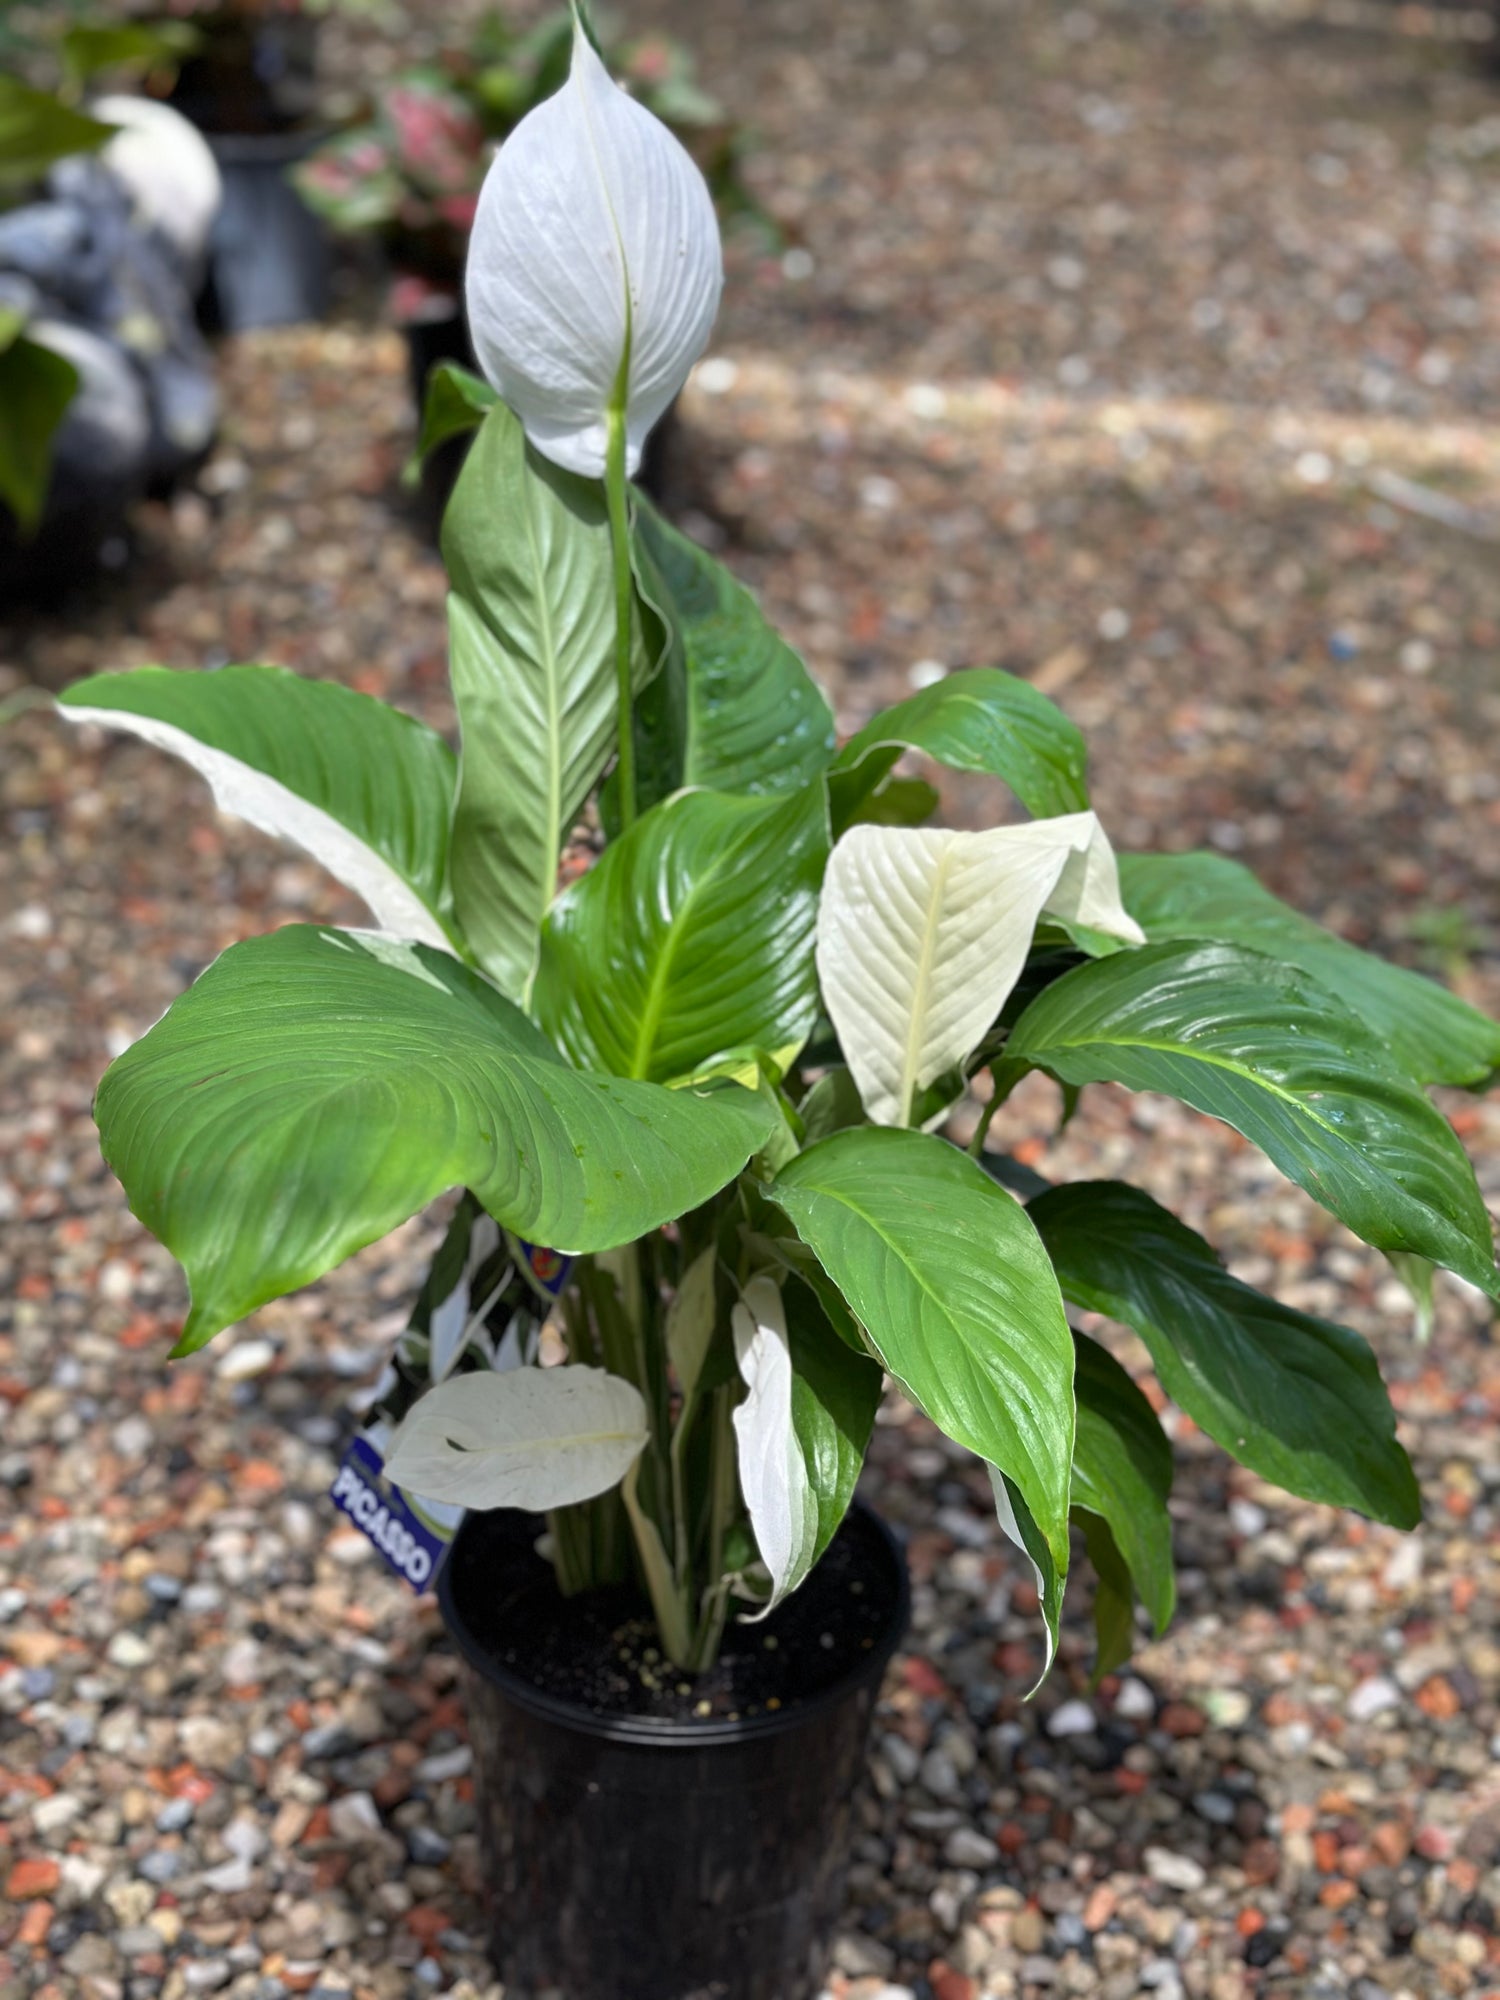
465, 21, 723, 479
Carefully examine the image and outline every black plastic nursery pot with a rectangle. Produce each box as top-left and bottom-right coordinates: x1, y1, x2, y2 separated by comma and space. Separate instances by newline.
438, 1501, 909, 2000
201, 132, 330, 334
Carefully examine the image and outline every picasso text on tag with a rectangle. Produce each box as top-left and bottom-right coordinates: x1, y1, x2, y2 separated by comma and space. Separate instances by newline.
330, 1457, 436, 1588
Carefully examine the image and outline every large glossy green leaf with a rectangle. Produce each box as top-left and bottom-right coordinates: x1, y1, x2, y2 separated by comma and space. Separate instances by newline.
1031, 1181, 1422, 1525
1120, 851, 1500, 1090
1071, 1332, 1174, 1633
1007, 941, 1500, 1298
96, 926, 775, 1353
634, 502, 835, 795
769, 1127, 1076, 1582
828, 667, 1089, 834
442, 404, 652, 1000
535, 785, 828, 1083
612, 518, 689, 821
0, 328, 77, 535
58, 666, 459, 948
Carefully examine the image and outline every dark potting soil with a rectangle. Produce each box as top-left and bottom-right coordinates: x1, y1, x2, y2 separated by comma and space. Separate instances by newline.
444, 1504, 904, 1727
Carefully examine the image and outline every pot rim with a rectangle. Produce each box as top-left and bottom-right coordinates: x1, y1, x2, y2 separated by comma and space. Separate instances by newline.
437, 1498, 910, 1750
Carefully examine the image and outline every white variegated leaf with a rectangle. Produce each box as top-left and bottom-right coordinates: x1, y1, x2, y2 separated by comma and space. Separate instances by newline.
385, 1365, 648, 1512
987, 1463, 1059, 1678
817, 811, 1143, 1127
58, 666, 458, 951
730, 1274, 817, 1614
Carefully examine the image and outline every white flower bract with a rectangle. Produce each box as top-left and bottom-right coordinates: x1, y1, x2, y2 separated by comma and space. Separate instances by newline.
464, 22, 723, 478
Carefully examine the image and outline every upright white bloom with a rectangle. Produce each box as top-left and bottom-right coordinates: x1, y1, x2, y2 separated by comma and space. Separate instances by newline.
465, 20, 723, 479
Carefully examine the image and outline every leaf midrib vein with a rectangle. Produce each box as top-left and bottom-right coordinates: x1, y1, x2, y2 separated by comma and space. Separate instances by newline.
518, 477, 563, 940
898, 845, 957, 1126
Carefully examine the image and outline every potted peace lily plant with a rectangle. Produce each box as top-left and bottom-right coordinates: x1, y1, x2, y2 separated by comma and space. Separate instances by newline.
60, 14, 1500, 2000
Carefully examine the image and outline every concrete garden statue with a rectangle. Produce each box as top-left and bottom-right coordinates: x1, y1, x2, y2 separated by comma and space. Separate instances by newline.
59, 11, 1500, 1998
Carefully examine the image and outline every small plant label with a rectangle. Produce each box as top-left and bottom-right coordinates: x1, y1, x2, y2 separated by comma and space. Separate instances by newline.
330, 1433, 458, 1591
511, 1235, 575, 1304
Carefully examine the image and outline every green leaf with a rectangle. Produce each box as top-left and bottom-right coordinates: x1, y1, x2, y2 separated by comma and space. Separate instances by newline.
828, 667, 1090, 834
1120, 851, 1500, 1090
409, 361, 497, 473
0, 77, 115, 188
0, 331, 77, 535
535, 784, 829, 1084
1030, 1181, 1422, 1526
786, 1279, 884, 1569
1007, 941, 1500, 1299
442, 404, 652, 1000
797, 1067, 868, 1147
634, 500, 835, 796
57, 666, 459, 949
769, 1126, 1076, 1581
1074, 1508, 1136, 1682
611, 516, 688, 821
665, 1245, 718, 1403
846, 775, 940, 828
96, 926, 775, 1353
1071, 1333, 1174, 1634
60, 22, 197, 88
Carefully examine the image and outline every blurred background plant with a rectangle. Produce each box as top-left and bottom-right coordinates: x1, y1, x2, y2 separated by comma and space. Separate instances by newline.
0, 24, 222, 578
0, 6, 198, 99
295, 7, 772, 328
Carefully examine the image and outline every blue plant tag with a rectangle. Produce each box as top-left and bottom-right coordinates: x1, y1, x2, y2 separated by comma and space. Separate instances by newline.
329, 1433, 457, 1592
510, 1234, 575, 1303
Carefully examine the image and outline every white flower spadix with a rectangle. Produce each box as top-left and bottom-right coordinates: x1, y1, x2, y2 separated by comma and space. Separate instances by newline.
464, 20, 724, 479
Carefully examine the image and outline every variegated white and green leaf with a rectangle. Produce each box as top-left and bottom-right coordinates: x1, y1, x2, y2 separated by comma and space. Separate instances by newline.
731, 1274, 817, 1613
386, 1364, 648, 1511
58, 665, 459, 949
817, 811, 1143, 1126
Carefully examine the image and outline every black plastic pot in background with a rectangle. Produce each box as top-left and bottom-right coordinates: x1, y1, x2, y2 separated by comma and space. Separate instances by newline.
169, 14, 328, 334
200, 131, 329, 334
439, 1503, 909, 2000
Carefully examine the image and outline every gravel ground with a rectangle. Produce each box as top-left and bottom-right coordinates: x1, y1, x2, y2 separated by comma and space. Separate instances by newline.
4, 3, 1500, 1998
